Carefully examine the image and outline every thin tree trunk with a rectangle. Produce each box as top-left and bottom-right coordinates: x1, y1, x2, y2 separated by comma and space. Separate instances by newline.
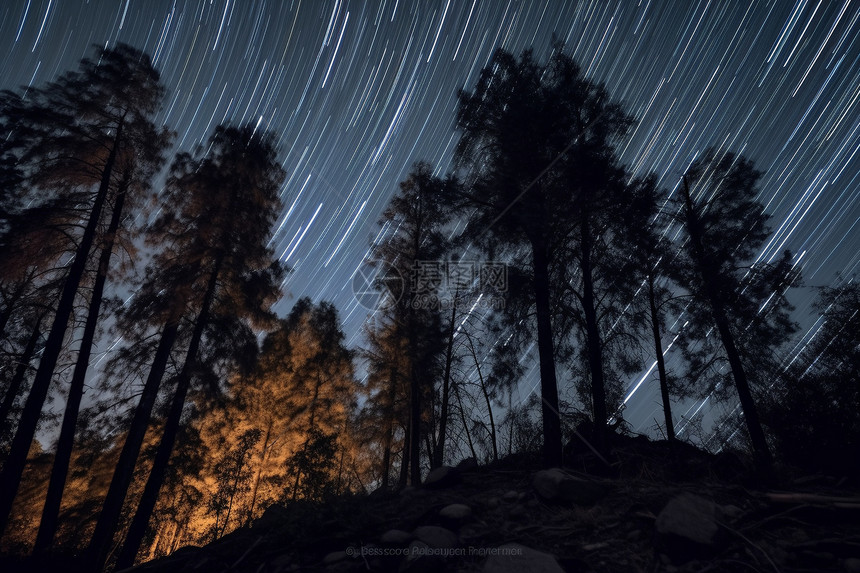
681, 177, 773, 477
477, 363, 498, 463
465, 330, 498, 462
433, 299, 457, 468
0, 316, 43, 439
0, 280, 29, 339
35, 176, 129, 553
245, 420, 273, 526
408, 369, 421, 485
530, 239, 562, 467
0, 119, 123, 536
453, 383, 477, 461
380, 368, 397, 489
398, 421, 410, 488
580, 218, 609, 457
115, 258, 222, 570
87, 316, 181, 572
648, 273, 675, 443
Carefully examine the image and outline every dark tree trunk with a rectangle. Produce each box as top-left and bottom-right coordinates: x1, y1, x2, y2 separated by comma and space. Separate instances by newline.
711, 299, 773, 473
433, 299, 457, 469
245, 420, 272, 526
0, 315, 43, 439
113, 362, 192, 568
380, 368, 397, 489
0, 280, 29, 339
115, 259, 222, 570
0, 120, 123, 535
530, 239, 562, 467
453, 384, 478, 461
408, 353, 422, 485
681, 177, 773, 476
476, 356, 499, 463
580, 217, 609, 457
35, 177, 129, 553
398, 421, 410, 488
87, 317, 181, 572
648, 273, 675, 442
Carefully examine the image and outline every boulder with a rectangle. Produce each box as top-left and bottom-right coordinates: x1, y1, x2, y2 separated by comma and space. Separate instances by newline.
412, 525, 459, 549
532, 468, 606, 505
482, 543, 565, 573
424, 466, 460, 489
380, 529, 413, 545
439, 503, 472, 523
456, 457, 479, 471
655, 492, 726, 563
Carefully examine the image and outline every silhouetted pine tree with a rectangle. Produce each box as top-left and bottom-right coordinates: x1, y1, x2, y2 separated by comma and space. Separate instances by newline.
109, 124, 284, 570
623, 174, 680, 443
454, 46, 636, 463
673, 147, 799, 476
365, 162, 453, 485
0, 43, 166, 536
765, 278, 859, 473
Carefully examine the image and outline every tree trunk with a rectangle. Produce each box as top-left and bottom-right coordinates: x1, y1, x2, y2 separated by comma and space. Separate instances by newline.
648, 273, 675, 443
711, 300, 773, 473
87, 317, 181, 572
0, 280, 29, 339
398, 422, 410, 488
115, 258, 222, 570
0, 119, 123, 536
433, 299, 457, 469
681, 177, 773, 477
0, 316, 42, 440
408, 367, 422, 485
453, 383, 477, 461
530, 239, 562, 467
380, 367, 397, 489
35, 176, 129, 553
245, 420, 273, 526
477, 361, 499, 463
580, 217, 609, 457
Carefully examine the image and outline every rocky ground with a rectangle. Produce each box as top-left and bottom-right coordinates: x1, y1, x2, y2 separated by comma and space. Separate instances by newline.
118, 436, 860, 573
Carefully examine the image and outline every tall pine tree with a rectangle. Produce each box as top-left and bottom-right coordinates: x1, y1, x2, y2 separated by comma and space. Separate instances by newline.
0, 43, 166, 536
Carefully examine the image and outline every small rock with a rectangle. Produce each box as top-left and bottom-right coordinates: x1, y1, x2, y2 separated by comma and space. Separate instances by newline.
502, 490, 520, 502
507, 505, 527, 520
655, 492, 725, 563
413, 525, 459, 548
482, 543, 565, 573
380, 529, 413, 544
424, 466, 460, 489
400, 540, 445, 573
456, 457, 479, 471
532, 468, 606, 505
720, 503, 743, 521
439, 503, 472, 522
323, 551, 348, 564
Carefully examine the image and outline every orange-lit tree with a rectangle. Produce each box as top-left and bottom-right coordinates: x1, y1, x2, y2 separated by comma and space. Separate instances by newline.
0, 43, 168, 539
91, 124, 285, 571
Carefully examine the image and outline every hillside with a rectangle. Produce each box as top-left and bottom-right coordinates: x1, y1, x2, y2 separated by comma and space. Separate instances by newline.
106, 437, 860, 573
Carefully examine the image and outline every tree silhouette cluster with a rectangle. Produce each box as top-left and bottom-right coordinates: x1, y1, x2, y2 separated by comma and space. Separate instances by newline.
0, 40, 857, 572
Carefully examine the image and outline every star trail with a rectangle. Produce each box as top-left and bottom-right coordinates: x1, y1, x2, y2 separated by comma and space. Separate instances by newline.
1, 0, 858, 436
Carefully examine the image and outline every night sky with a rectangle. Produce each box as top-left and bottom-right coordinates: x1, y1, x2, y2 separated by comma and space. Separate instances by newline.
2, 0, 858, 440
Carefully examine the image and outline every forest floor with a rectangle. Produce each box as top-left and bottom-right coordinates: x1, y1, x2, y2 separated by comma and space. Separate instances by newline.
3, 435, 859, 572
119, 435, 860, 573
